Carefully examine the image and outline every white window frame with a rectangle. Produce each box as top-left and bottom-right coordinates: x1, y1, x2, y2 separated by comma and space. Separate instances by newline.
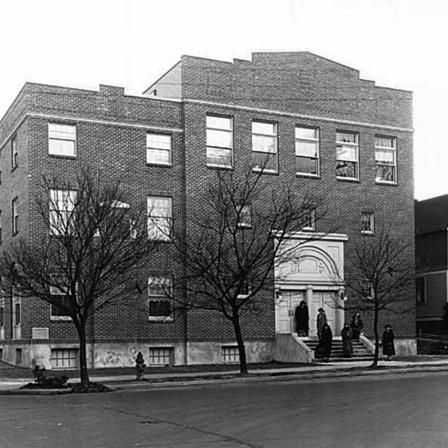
237, 204, 252, 228
148, 277, 173, 321
146, 133, 172, 166
12, 197, 18, 235
50, 285, 72, 321
302, 208, 316, 231
295, 126, 319, 177
148, 346, 174, 366
147, 196, 172, 241
206, 115, 233, 168
222, 345, 240, 363
336, 131, 359, 180
50, 348, 79, 369
361, 212, 374, 235
49, 189, 77, 235
11, 136, 18, 170
252, 121, 278, 173
48, 123, 76, 157
375, 135, 397, 184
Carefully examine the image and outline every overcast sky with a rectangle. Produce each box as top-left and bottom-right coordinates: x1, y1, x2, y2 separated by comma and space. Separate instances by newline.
0, 0, 446, 200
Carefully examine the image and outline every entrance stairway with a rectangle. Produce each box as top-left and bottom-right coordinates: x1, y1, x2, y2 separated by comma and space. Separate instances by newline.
303, 338, 374, 362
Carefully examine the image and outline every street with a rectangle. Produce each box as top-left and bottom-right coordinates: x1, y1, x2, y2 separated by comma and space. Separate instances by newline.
1, 371, 447, 448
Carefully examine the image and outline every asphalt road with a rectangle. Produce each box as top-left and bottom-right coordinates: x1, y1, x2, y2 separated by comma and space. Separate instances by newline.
1, 371, 448, 448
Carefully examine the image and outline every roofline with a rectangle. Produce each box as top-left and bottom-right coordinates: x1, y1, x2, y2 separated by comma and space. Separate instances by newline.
143, 60, 182, 95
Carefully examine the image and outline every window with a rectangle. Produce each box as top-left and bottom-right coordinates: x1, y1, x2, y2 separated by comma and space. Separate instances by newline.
206, 115, 233, 168
50, 285, 71, 319
336, 131, 359, 180
252, 121, 278, 172
416, 277, 426, 305
49, 189, 77, 235
222, 346, 240, 363
146, 133, 171, 165
301, 208, 316, 231
12, 197, 18, 235
48, 123, 76, 157
148, 277, 173, 321
237, 204, 252, 228
50, 348, 78, 369
361, 212, 374, 234
11, 136, 18, 170
148, 347, 173, 366
0, 303, 4, 328
0, 210, 2, 243
375, 136, 397, 184
295, 127, 319, 176
237, 280, 252, 299
15, 348, 22, 365
147, 196, 172, 241
15, 302, 21, 326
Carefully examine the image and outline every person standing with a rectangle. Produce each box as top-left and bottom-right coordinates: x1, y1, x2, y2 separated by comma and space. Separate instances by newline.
341, 323, 353, 357
316, 308, 327, 341
321, 324, 333, 361
350, 312, 363, 340
382, 325, 395, 360
295, 300, 309, 336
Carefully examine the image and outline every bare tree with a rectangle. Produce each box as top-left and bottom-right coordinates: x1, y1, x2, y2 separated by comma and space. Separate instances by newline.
169, 169, 324, 375
345, 229, 414, 367
0, 168, 159, 386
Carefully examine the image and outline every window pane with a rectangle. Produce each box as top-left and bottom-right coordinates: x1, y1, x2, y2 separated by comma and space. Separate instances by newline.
375, 149, 394, 164
49, 124, 76, 140
207, 129, 232, 148
375, 136, 395, 148
49, 139, 76, 157
336, 132, 357, 144
146, 134, 171, 150
295, 141, 317, 157
207, 147, 232, 167
336, 145, 357, 161
295, 127, 317, 139
376, 165, 395, 182
336, 161, 357, 178
296, 156, 318, 174
252, 152, 277, 171
252, 135, 276, 153
206, 116, 232, 130
147, 149, 170, 165
252, 121, 276, 135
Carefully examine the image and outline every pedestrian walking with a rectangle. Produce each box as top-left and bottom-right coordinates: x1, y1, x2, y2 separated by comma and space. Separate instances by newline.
321, 324, 333, 361
316, 307, 327, 341
295, 300, 309, 336
341, 323, 353, 357
382, 325, 395, 360
350, 312, 363, 340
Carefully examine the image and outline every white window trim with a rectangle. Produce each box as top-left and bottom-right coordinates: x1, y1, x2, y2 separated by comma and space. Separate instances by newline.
146, 133, 172, 166
361, 212, 375, 235
12, 197, 18, 235
375, 137, 397, 185
302, 209, 316, 231
49, 285, 72, 321
48, 123, 77, 158
206, 115, 233, 169
336, 132, 359, 181
295, 127, 320, 177
148, 345, 174, 366
237, 204, 252, 229
252, 121, 278, 173
49, 189, 77, 236
147, 196, 172, 241
222, 345, 240, 364
148, 277, 173, 322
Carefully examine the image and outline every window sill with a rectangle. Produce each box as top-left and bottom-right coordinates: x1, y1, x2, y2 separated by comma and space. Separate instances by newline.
49, 154, 76, 160
361, 231, 375, 236
296, 173, 320, 179
375, 180, 397, 186
336, 177, 360, 183
252, 168, 278, 176
207, 164, 234, 171
50, 316, 72, 322
148, 317, 174, 323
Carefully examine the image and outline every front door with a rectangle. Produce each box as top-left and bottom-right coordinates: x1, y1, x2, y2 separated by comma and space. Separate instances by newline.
309, 291, 339, 337
276, 291, 304, 334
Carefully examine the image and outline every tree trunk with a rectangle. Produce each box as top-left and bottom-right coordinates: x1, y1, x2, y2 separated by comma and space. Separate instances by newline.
76, 323, 90, 386
371, 306, 379, 368
231, 313, 248, 375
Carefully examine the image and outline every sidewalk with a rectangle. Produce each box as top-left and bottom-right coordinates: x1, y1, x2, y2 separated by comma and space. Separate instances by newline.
3, 357, 448, 393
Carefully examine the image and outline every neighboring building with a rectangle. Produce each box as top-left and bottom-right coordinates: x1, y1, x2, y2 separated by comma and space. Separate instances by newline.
415, 195, 448, 335
0, 52, 416, 369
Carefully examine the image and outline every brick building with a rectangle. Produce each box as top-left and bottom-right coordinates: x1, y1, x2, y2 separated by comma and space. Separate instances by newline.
0, 52, 416, 369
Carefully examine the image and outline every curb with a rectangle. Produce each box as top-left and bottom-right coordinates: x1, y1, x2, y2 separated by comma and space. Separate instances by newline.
2, 363, 448, 395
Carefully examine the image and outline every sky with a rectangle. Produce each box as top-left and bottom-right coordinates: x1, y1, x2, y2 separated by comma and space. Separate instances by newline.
0, 0, 446, 200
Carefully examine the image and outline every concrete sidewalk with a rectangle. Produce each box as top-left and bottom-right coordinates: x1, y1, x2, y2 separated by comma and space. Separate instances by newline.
3, 358, 448, 393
